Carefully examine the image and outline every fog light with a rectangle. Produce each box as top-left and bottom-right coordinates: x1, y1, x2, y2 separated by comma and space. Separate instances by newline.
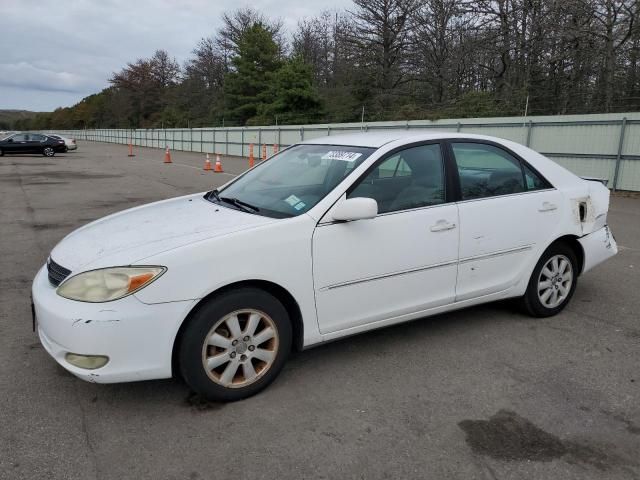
65, 353, 109, 370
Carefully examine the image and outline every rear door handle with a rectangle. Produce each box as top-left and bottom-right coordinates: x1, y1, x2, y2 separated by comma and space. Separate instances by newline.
538, 202, 557, 212
430, 220, 456, 232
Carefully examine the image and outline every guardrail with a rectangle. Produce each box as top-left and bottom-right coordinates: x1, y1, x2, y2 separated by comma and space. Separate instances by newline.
55, 113, 640, 191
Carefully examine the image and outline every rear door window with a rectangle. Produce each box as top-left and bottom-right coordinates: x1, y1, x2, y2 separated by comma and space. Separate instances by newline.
452, 143, 526, 200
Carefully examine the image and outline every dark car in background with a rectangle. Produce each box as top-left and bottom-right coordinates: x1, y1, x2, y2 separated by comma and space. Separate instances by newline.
0, 133, 66, 157
47, 134, 77, 152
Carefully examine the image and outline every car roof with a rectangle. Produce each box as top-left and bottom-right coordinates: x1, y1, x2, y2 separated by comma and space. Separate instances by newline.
300, 130, 504, 148
301, 130, 585, 189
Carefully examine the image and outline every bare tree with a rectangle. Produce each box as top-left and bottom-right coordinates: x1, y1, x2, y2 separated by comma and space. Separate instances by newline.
589, 0, 638, 110
346, 0, 418, 96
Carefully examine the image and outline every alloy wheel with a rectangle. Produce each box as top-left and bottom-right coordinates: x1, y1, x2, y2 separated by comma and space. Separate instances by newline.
201, 309, 279, 388
537, 254, 573, 309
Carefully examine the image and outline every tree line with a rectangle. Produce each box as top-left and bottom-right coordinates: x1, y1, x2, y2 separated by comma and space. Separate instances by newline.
13, 0, 640, 131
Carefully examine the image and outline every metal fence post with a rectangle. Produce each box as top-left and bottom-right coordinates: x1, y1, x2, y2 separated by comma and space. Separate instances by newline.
225, 130, 229, 156
612, 117, 627, 191
300, 126, 305, 141
456, 122, 461, 132
526, 120, 533, 147
241, 129, 244, 157
278, 127, 282, 145
258, 128, 262, 155
213, 129, 216, 153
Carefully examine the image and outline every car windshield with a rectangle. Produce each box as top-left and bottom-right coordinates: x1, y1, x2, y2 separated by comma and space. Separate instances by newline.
209, 144, 375, 218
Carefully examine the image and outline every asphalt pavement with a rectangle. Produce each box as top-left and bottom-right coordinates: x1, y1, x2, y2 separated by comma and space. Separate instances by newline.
1, 141, 639, 480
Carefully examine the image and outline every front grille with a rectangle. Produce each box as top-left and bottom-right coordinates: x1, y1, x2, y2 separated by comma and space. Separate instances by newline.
47, 258, 71, 287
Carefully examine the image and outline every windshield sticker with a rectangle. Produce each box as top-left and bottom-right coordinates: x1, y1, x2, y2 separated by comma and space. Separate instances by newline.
285, 194, 301, 206
321, 151, 362, 162
293, 201, 306, 211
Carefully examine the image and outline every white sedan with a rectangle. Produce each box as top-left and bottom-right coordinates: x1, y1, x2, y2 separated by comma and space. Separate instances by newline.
32, 132, 617, 401
47, 134, 77, 151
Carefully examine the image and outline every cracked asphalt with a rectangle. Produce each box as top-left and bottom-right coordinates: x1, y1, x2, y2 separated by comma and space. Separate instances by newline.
1, 142, 639, 480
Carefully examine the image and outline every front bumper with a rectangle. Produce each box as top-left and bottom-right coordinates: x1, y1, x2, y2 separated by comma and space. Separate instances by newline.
65, 144, 77, 150
578, 225, 618, 274
32, 265, 196, 383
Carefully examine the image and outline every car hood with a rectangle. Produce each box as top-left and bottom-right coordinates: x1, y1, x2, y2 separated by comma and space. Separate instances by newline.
50, 193, 276, 272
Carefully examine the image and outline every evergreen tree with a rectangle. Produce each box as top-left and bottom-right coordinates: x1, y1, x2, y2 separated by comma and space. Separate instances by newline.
257, 56, 323, 124
224, 24, 281, 125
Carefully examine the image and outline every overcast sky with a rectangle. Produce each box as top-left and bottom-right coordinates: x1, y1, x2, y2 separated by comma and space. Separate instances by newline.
0, 0, 352, 112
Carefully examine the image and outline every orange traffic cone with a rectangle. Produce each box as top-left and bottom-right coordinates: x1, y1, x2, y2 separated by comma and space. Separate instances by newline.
262, 144, 267, 160
249, 143, 255, 168
203, 153, 212, 171
214, 154, 224, 172
164, 146, 172, 163
127, 140, 135, 157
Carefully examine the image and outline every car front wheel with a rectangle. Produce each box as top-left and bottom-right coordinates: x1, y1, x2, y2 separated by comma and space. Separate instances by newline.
43, 147, 55, 157
178, 288, 292, 402
520, 242, 578, 317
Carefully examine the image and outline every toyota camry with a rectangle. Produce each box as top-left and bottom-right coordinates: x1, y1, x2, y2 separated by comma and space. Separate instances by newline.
32, 132, 617, 401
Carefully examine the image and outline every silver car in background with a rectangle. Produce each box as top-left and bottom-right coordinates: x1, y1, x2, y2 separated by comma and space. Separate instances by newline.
47, 134, 77, 152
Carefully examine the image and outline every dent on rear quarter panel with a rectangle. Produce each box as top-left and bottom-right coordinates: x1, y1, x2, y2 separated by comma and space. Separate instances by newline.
571, 181, 611, 235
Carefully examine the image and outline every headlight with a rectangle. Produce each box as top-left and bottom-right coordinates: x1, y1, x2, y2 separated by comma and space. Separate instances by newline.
57, 266, 166, 302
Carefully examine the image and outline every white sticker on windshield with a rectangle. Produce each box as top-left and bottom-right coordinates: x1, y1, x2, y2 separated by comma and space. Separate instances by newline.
285, 194, 301, 206
293, 201, 306, 211
321, 151, 362, 162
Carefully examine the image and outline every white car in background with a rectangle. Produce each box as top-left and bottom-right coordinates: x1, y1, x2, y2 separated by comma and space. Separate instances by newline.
47, 134, 77, 151
32, 132, 617, 401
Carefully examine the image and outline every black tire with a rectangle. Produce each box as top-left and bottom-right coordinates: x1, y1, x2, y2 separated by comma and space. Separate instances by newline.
520, 242, 578, 317
0, 148, 4, 157
43, 147, 55, 157
178, 287, 292, 402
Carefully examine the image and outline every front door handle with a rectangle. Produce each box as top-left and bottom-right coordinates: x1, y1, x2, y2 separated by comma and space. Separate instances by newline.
430, 220, 456, 232
538, 202, 557, 212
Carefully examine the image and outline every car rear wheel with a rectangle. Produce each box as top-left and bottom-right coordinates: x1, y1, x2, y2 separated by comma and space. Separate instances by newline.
520, 243, 578, 317
178, 288, 292, 402
43, 147, 55, 157
0, 148, 3, 156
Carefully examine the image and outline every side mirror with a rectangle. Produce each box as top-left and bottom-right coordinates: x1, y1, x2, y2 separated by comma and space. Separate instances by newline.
332, 197, 378, 222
